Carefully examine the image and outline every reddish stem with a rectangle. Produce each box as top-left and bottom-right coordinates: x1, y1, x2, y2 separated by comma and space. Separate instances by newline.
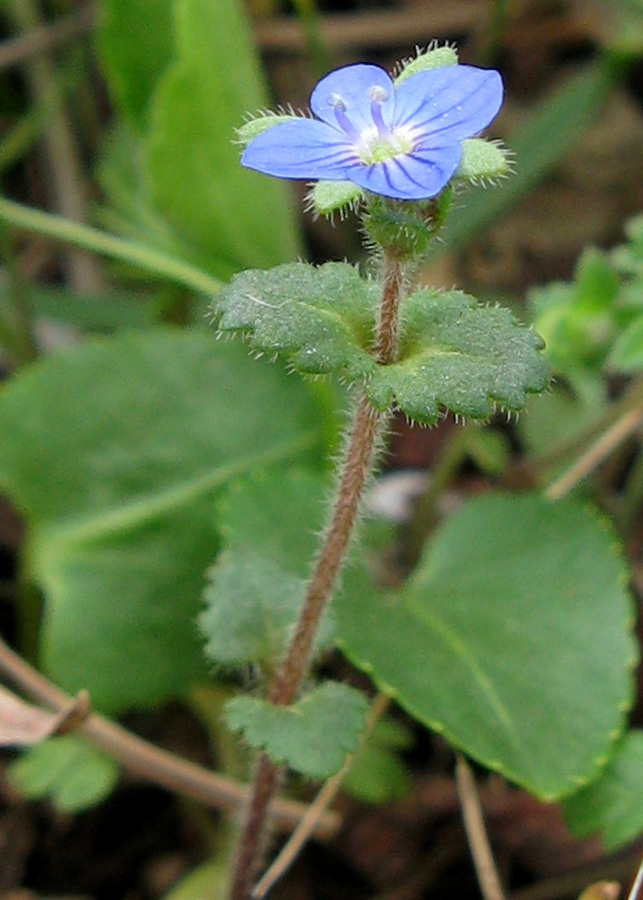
226, 253, 403, 900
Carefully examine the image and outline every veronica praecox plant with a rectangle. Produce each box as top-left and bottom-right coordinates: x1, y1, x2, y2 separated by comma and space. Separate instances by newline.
206, 46, 549, 900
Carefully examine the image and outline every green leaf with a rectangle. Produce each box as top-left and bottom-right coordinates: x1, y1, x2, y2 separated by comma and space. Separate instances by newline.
7, 735, 119, 813
608, 315, 643, 372
575, 249, 620, 312
369, 288, 548, 422
211, 261, 378, 375
613, 213, 643, 277
336, 493, 635, 799
95, 0, 174, 128
212, 263, 548, 424
343, 717, 413, 804
163, 858, 227, 900
226, 682, 370, 779
200, 471, 334, 666
145, 0, 300, 278
0, 330, 329, 711
564, 731, 643, 850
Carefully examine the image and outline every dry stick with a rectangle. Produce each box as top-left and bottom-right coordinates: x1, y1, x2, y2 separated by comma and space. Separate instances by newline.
252, 693, 391, 900
0, 5, 95, 71
227, 254, 404, 900
545, 407, 643, 502
456, 754, 506, 900
0, 637, 339, 839
627, 855, 643, 900
6, 0, 103, 294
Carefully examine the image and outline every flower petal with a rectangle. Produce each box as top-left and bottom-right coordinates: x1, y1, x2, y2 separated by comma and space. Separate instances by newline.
310, 64, 396, 133
345, 144, 461, 200
394, 65, 503, 143
241, 119, 355, 180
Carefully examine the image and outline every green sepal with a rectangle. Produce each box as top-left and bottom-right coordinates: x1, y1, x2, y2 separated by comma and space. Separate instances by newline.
455, 139, 509, 182
236, 113, 298, 145
211, 262, 548, 424
362, 193, 451, 259
311, 180, 365, 217
225, 682, 370, 779
395, 46, 459, 85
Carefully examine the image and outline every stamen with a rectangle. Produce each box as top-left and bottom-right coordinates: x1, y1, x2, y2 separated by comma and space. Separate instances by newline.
327, 92, 360, 141
368, 85, 389, 138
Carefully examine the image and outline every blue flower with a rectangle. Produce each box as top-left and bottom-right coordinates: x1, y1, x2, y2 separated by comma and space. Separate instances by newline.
241, 63, 503, 201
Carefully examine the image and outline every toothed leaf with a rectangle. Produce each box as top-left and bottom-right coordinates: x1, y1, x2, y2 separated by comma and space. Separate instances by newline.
225, 682, 369, 778
210, 261, 378, 375
369, 288, 548, 422
7, 735, 119, 813
211, 263, 548, 424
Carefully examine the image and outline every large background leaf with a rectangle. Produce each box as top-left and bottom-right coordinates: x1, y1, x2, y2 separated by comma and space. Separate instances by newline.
336, 493, 635, 799
144, 0, 301, 277
0, 329, 330, 711
95, 0, 174, 129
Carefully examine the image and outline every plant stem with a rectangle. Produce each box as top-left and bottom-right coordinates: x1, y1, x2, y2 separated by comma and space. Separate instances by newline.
0, 196, 221, 296
226, 254, 404, 900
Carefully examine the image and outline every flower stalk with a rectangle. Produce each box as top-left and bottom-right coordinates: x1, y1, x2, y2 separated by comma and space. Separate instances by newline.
225, 252, 405, 900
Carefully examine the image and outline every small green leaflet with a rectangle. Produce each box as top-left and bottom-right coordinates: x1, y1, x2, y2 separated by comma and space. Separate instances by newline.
226, 682, 369, 779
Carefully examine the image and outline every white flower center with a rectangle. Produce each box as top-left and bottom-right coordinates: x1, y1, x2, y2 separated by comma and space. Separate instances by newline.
327, 84, 417, 166
355, 125, 416, 165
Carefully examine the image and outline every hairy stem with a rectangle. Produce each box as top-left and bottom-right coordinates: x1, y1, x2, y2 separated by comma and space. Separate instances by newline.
226, 254, 403, 900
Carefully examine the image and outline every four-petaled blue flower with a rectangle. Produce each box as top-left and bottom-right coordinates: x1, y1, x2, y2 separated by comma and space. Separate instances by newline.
241, 63, 504, 201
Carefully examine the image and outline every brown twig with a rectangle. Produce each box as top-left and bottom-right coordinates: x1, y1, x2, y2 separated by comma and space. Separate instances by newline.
5, 0, 103, 294
545, 407, 643, 502
0, 637, 340, 839
0, 5, 95, 71
253, 3, 488, 54
456, 753, 506, 900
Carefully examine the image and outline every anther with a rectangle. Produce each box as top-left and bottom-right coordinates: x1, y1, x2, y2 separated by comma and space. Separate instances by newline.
367, 86, 388, 104
328, 93, 347, 111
